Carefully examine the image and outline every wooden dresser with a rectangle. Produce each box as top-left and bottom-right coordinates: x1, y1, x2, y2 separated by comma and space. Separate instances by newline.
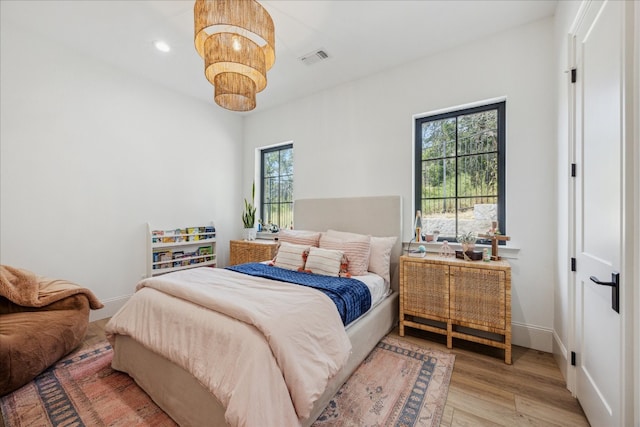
399, 254, 512, 363
229, 239, 278, 266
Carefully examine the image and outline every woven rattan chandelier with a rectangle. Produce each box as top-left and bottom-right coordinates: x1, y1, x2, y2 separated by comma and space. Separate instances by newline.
194, 0, 275, 111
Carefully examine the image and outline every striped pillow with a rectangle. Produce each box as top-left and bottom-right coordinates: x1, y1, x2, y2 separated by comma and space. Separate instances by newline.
277, 229, 321, 247
273, 242, 310, 271
320, 233, 371, 276
304, 247, 345, 277
326, 230, 396, 283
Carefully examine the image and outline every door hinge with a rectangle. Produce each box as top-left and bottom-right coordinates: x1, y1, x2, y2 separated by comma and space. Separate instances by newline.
571, 68, 577, 83
571, 257, 576, 272
571, 351, 576, 366
571, 163, 576, 177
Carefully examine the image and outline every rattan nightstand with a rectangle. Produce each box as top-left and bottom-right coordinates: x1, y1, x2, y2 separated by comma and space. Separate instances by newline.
229, 239, 278, 266
399, 254, 512, 364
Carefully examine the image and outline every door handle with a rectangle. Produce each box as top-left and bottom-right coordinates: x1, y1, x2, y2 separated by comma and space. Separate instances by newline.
589, 273, 619, 313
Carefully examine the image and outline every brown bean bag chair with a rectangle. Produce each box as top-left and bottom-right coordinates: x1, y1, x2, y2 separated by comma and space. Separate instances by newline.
0, 265, 103, 396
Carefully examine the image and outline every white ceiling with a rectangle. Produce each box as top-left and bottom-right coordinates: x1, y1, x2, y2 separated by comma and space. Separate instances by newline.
2, 0, 558, 115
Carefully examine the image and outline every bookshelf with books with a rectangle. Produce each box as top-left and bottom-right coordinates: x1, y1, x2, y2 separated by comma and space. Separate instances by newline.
147, 222, 217, 277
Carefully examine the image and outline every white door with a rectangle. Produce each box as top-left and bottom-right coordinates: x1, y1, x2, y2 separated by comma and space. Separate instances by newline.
573, 1, 625, 426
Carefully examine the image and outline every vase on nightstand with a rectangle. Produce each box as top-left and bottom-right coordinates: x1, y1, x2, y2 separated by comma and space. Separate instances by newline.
243, 227, 257, 241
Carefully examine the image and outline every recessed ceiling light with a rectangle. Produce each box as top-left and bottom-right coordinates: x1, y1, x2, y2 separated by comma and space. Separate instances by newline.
154, 40, 171, 53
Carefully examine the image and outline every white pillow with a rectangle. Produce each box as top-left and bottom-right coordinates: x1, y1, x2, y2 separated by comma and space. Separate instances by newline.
320, 232, 371, 276
304, 247, 344, 277
273, 242, 309, 271
277, 229, 321, 247
368, 236, 397, 284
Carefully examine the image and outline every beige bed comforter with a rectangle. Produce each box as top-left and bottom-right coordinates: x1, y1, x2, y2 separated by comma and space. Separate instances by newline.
106, 267, 352, 427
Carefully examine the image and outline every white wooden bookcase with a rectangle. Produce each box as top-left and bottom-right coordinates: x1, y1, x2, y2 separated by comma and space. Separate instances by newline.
146, 222, 216, 277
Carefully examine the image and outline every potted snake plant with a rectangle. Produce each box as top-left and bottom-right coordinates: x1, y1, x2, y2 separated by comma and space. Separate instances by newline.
242, 183, 257, 241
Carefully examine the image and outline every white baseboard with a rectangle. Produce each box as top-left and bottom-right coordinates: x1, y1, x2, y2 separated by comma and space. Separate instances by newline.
89, 294, 131, 322
552, 330, 570, 385
511, 322, 553, 352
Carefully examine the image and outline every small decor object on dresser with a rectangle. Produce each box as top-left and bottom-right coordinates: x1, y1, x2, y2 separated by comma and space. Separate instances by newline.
456, 231, 482, 261
147, 222, 217, 277
413, 210, 423, 242
478, 231, 511, 260
456, 231, 477, 252
455, 250, 483, 261
407, 244, 427, 258
439, 240, 454, 257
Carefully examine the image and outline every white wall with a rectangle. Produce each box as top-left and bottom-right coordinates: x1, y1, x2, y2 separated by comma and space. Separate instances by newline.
245, 18, 557, 351
0, 18, 244, 320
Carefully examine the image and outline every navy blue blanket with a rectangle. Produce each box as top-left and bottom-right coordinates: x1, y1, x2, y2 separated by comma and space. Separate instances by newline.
226, 263, 371, 326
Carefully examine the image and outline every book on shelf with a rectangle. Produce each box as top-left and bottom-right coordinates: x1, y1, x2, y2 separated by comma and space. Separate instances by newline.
161, 230, 176, 243
153, 225, 216, 243
187, 227, 199, 241
154, 250, 172, 269
198, 245, 213, 261
152, 230, 164, 243
172, 251, 185, 267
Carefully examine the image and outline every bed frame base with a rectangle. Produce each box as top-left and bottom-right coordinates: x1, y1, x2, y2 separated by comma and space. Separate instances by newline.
112, 293, 398, 426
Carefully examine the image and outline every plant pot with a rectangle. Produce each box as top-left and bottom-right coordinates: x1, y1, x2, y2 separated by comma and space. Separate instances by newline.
243, 227, 257, 241
461, 243, 476, 252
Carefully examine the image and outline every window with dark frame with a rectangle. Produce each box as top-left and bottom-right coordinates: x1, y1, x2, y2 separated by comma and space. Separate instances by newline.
260, 144, 293, 230
414, 101, 505, 244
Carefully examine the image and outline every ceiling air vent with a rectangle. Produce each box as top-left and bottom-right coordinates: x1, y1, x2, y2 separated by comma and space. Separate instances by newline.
299, 49, 330, 66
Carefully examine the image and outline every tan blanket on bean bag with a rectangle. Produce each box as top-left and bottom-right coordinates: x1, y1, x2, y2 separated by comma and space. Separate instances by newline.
0, 265, 103, 309
0, 265, 103, 396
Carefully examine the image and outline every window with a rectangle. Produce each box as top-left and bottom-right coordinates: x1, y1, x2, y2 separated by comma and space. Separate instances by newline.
261, 144, 293, 229
414, 101, 505, 242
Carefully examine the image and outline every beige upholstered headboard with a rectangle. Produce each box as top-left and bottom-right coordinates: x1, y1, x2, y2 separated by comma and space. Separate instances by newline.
293, 196, 403, 292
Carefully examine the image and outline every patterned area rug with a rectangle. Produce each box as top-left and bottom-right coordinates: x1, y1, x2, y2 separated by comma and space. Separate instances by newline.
313, 336, 455, 427
1, 342, 176, 427
0, 336, 454, 427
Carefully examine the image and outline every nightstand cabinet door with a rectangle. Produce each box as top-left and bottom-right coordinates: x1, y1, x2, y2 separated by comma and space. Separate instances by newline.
229, 240, 277, 266
449, 266, 506, 330
401, 260, 449, 320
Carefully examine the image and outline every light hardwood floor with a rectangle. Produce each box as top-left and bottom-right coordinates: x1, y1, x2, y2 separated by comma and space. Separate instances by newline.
397, 328, 589, 427
2, 319, 589, 427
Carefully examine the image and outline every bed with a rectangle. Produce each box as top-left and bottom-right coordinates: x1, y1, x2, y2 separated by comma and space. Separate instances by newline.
106, 196, 402, 426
